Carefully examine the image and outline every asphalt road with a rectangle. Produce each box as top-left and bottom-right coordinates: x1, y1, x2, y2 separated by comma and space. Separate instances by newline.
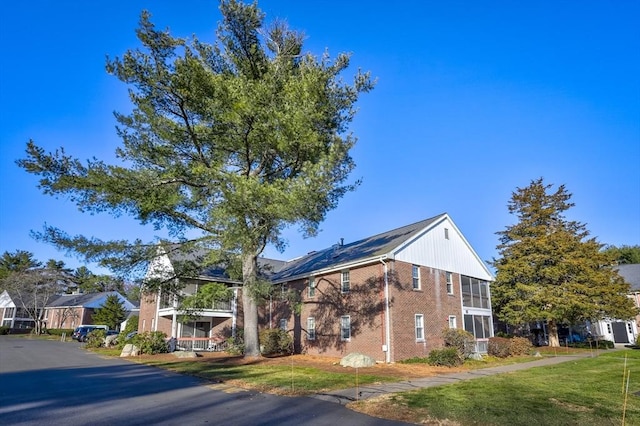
0, 336, 408, 426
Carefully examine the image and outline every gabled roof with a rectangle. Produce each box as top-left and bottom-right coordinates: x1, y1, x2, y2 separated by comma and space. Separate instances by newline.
159, 244, 285, 282
618, 264, 640, 291
271, 214, 445, 282
46, 291, 134, 310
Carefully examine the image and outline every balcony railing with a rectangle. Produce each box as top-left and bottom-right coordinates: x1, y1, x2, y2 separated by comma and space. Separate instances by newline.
160, 298, 232, 312
175, 337, 227, 352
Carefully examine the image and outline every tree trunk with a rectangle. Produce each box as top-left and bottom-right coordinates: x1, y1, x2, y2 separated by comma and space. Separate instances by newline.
242, 253, 261, 357
548, 320, 560, 347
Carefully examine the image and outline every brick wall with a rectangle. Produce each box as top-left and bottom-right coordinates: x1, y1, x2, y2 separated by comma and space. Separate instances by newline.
389, 262, 462, 361
263, 260, 464, 362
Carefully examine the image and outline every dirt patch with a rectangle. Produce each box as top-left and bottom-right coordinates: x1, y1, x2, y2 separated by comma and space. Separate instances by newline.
349, 394, 461, 425
133, 352, 466, 379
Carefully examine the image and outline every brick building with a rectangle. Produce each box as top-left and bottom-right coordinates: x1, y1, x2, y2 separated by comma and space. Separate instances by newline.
139, 213, 494, 361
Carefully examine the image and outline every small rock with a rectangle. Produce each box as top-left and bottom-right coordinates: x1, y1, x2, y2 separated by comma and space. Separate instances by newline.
173, 351, 199, 358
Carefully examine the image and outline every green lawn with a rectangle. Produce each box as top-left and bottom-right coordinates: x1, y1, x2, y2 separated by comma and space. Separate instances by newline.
377, 350, 640, 425
139, 358, 397, 394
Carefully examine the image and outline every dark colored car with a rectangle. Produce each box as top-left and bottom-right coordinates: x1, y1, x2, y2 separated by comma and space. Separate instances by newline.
71, 325, 108, 342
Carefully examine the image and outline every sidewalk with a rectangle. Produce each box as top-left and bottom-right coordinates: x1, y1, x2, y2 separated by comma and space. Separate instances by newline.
311, 349, 610, 405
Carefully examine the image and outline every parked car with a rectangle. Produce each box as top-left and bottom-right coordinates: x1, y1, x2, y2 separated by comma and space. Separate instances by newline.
71, 325, 108, 342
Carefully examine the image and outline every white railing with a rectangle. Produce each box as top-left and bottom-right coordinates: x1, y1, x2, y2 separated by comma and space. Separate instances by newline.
175, 337, 227, 352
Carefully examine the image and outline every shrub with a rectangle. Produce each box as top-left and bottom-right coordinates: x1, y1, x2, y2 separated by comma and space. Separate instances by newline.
442, 328, 476, 358
0, 326, 10, 335
85, 329, 107, 348
569, 339, 615, 350
488, 337, 511, 358
121, 315, 138, 337
428, 347, 463, 367
636, 335, 640, 347
259, 329, 293, 356
131, 331, 169, 355
509, 337, 533, 356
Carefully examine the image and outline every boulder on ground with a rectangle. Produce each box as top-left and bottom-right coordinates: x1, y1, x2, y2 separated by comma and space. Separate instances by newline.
105, 334, 118, 347
120, 343, 140, 357
340, 352, 376, 368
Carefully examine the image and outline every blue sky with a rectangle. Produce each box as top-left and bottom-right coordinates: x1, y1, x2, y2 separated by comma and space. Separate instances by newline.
1, 1, 639, 276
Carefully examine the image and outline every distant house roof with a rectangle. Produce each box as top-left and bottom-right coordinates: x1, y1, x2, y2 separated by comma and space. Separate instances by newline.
618, 264, 640, 292
271, 214, 445, 282
47, 291, 136, 310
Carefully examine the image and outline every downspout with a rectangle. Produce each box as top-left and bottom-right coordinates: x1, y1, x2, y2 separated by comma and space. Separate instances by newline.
231, 288, 238, 338
154, 289, 160, 333
380, 257, 391, 363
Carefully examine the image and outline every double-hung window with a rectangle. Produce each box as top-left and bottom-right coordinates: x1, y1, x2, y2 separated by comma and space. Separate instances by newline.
412, 265, 421, 290
415, 314, 424, 341
446, 272, 454, 294
308, 277, 316, 298
341, 271, 350, 293
307, 317, 316, 340
448, 315, 457, 329
340, 315, 351, 340
280, 318, 288, 331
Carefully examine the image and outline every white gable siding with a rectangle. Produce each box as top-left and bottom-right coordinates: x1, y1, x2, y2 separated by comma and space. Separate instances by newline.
0, 291, 15, 309
145, 251, 175, 281
393, 216, 493, 281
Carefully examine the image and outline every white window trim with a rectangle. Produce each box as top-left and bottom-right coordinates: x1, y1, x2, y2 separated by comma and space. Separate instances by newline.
340, 315, 351, 341
448, 315, 457, 329
412, 265, 421, 290
415, 314, 425, 341
307, 317, 316, 340
308, 277, 316, 298
446, 272, 454, 295
279, 318, 288, 331
341, 270, 350, 294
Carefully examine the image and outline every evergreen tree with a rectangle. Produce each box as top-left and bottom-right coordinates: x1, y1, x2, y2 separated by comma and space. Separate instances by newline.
17, 0, 372, 356
491, 178, 637, 346
92, 294, 127, 330
603, 245, 640, 265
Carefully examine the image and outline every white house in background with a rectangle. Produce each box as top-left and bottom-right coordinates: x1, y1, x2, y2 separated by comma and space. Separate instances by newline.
0, 290, 42, 329
591, 264, 640, 344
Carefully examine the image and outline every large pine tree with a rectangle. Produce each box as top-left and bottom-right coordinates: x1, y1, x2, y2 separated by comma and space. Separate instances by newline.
17, 1, 372, 356
491, 178, 637, 346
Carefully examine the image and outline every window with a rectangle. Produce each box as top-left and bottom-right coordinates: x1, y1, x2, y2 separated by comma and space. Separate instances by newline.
412, 265, 421, 290
448, 315, 457, 329
446, 272, 454, 294
142, 319, 146, 331
341, 270, 350, 293
461, 276, 490, 308
307, 317, 316, 340
340, 315, 351, 340
279, 318, 288, 331
415, 314, 424, 341
308, 278, 316, 298
151, 318, 155, 331
464, 314, 492, 338
3, 307, 15, 318
444, 228, 449, 239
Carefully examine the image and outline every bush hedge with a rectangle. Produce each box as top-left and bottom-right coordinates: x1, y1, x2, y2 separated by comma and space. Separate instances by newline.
0, 326, 10, 335
85, 329, 107, 348
131, 331, 169, 355
259, 329, 293, 356
428, 347, 463, 367
509, 337, 533, 356
442, 328, 476, 359
488, 337, 512, 358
